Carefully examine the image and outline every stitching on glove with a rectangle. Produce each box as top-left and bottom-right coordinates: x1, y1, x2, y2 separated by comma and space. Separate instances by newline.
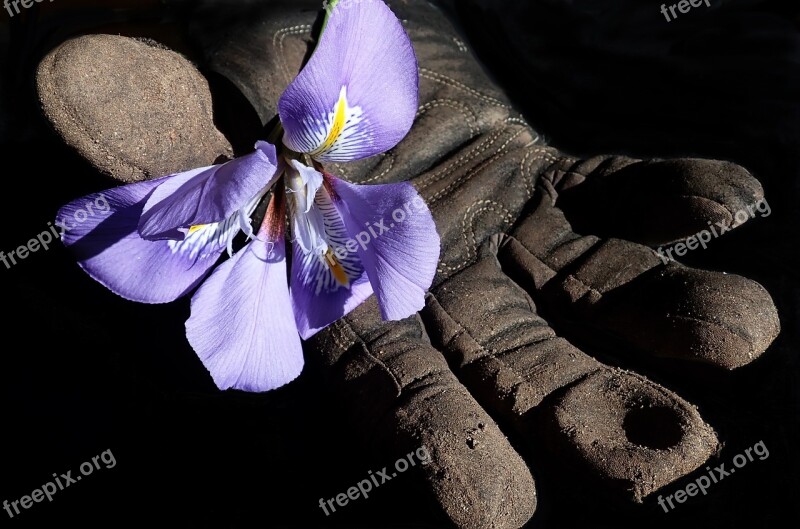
327, 161, 350, 178
416, 99, 479, 137
417, 127, 507, 192
419, 68, 511, 109
273, 24, 313, 83
520, 146, 563, 200
328, 152, 396, 183
437, 200, 514, 275
524, 149, 581, 201
507, 116, 534, 131
435, 138, 567, 276
361, 151, 396, 183
429, 124, 527, 202
463, 201, 514, 256
451, 36, 468, 53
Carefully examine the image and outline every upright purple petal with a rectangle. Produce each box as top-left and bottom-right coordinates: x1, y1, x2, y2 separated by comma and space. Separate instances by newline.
139, 141, 279, 239
186, 195, 303, 392
290, 171, 373, 339
59, 178, 223, 303
278, 0, 418, 162
328, 174, 440, 320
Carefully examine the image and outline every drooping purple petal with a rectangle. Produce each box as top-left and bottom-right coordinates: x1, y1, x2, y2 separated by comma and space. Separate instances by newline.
290, 170, 373, 339
327, 174, 439, 320
139, 141, 279, 240
59, 178, 223, 304
278, 0, 418, 162
185, 196, 304, 392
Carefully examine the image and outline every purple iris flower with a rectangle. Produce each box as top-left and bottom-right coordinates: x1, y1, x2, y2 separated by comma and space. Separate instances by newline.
58, 0, 439, 392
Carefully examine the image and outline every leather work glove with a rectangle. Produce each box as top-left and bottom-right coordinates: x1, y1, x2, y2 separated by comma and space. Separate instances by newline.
36, 1, 780, 527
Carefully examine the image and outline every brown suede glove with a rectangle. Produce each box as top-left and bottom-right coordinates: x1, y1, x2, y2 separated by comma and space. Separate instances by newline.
37, 1, 780, 527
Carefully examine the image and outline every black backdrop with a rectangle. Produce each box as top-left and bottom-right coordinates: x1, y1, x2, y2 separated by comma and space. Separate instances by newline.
1, 1, 797, 527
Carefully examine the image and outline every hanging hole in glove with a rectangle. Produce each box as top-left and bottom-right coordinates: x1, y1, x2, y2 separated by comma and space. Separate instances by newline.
623, 405, 684, 450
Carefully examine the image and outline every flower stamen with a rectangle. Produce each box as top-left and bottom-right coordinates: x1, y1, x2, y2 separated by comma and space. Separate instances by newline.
324, 247, 350, 287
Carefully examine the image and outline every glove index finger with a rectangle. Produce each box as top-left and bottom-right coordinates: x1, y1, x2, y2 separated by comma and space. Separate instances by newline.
308, 298, 537, 529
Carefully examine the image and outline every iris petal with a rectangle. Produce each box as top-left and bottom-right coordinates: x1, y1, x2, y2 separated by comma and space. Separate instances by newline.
59, 178, 223, 303
328, 174, 440, 320
186, 219, 303, 392
172, 188, 265, 259
290, 176, 372, 339
139, 141, 279, 240
278, 0, 418, 162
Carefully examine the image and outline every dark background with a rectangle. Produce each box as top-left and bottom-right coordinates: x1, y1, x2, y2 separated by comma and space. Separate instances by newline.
1, 0, 798, 527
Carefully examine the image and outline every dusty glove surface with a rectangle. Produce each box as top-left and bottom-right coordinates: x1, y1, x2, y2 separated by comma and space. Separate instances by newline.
202, 0, 779, 521
37, 1, 780, 528
37, 35, 232, 182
